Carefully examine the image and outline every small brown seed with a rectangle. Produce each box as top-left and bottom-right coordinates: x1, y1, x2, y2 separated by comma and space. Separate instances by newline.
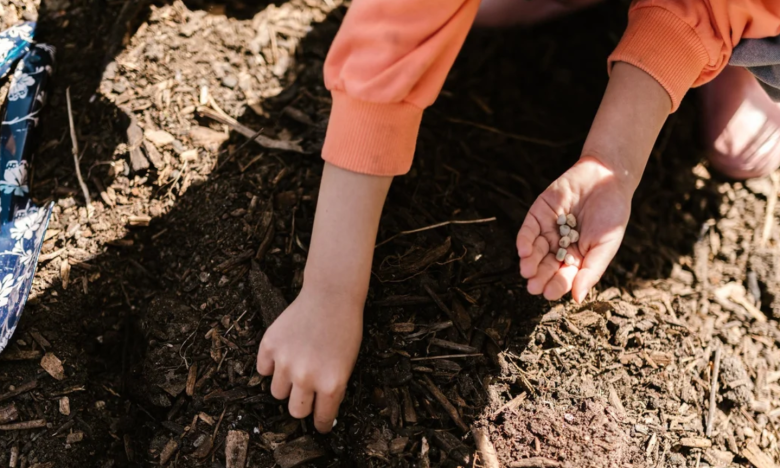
556, 248, 567, 262
559, 236, 571, 248
556, 214, 567, 225
566, 214, 577, 228
564, 254, 576, 266
569, 229, 579, 243
559, 225, 571, 236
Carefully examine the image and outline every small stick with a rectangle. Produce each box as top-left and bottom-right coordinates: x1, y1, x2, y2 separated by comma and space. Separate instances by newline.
418, 375, 468, 432
376, 217, 496, 248
216, 127, 265, 172
706, 346, 722, 437
0, 380, 37, 403
760, 172, 780, 246
473, 427, 500, 468
66, 88, 92, 215
411, 354, 483, 362
509, 458, 562, 468
423, 284, 468, 340
0, 419, 46, 431
445, 117, 576, 148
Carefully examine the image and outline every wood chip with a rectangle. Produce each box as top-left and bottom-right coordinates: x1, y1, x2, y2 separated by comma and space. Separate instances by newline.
145, 129, 175, 147
128, 215, 151, 227
66, 431, 84, 444
226, 430, 249, 468
743, 441, 779, 468
41, 353, 65, 380
419, 375, 468, 432
0, 419, 47, 431
159, 438, 179, 465
249, 262, 288, 328
273, 435, 326, 468
509, 458, 562, 467
680, 437, 712, 449
0, 403, 18, 424
189, 126, 229, 152
473, 427, 500, 468
0, 380, 37, 403
59, 397, 70, 416
186, 363, 198, 397
60, 259, 70, 290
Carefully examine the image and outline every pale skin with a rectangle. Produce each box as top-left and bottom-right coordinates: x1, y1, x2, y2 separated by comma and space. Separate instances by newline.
256, 62, 671, 432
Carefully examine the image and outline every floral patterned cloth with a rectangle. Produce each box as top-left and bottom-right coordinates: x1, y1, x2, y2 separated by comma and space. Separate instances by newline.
0, 23, 55, 353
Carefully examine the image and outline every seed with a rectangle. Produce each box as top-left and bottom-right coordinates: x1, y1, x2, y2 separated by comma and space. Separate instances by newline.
569, 229, 579, 243
566, 214, 577, 228
557, 214, 567, 225
564, 254, 576, 266
559, 225, 571, 236
559, 236, 571, 248
556, 248, 567, 262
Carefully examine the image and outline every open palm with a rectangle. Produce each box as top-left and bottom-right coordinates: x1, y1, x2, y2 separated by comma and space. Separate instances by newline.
516, 157, 633, 302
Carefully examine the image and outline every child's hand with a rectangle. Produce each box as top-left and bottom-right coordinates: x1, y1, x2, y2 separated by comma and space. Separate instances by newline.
256, 286, 363, 433
517, 62, 672, 302
517, 156, 632, 302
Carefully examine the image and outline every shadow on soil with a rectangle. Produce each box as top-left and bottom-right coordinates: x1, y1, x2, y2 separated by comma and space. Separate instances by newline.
0, 0, 727, 466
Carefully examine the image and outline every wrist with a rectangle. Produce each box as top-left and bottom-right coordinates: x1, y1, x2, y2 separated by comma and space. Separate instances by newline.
581, 62, 670, 193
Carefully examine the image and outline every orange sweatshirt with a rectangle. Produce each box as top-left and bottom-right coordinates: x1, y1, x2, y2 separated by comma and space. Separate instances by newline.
321, 0, 780, 177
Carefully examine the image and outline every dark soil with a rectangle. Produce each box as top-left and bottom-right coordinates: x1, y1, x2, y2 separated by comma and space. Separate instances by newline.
1, 0, 780, 467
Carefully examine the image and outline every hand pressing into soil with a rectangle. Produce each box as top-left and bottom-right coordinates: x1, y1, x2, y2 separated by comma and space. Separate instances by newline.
518, 63, 672, 302
256, 288, 363, 433
517, 156, 632, 302
256, 163, 393, 433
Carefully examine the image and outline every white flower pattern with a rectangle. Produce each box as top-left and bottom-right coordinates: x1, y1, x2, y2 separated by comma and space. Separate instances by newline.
0, 274, 16, 308
10, 207, 46, 241
8, 69, 35, 101
0, 161, 28, 195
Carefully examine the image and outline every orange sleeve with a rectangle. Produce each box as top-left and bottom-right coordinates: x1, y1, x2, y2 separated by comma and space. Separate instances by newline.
608, 0, 780, 112
321, 0, 480, 176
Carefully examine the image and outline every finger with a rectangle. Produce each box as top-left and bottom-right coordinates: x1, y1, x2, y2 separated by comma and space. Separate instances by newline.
313, 386, 345, 434
572, 242, 620, 303
526, 254, 560, 296
256, 342, 275, 376
519, 235, 550, 279
288, 385, 315, 419
543, 264, 579, 301
270, 370, 293, 400
516, 215, 541, 258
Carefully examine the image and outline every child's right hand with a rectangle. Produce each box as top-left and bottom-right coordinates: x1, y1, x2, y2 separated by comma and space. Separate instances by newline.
516, 156, 633, 302
517, 62, 672, 302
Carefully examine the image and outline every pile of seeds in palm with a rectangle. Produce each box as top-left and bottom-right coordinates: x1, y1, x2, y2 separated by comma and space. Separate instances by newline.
556, 213, 579, 265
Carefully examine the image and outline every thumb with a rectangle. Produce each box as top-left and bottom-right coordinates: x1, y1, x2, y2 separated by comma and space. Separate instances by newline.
572, 240, 620, 303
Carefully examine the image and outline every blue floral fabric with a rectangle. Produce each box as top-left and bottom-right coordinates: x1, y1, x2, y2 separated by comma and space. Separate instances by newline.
0, 23, 55, 353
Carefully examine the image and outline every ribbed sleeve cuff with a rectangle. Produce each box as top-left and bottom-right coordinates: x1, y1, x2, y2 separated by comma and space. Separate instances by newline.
608, 7, 710, 112
321, 91, 423, 176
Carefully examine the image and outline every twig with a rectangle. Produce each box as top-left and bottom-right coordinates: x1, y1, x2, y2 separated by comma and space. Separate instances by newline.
446, 117, 579, 147
216, 127, 265, 172
760, 171, 779, 246
410, 353, 483, 362
0, 419, 46, 431
423, 284, 468, 340
418, 375, 468, 432
706, 346, 722, 437
376, 217, 496, 248
473, 427, 500, 468
66, 88, 92, 216
0, 380, 37, 403
509, 458, 562, 468
198, 106, 304, 153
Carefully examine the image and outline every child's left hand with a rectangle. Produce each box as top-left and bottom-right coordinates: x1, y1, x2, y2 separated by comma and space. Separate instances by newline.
516, 156, 633, 302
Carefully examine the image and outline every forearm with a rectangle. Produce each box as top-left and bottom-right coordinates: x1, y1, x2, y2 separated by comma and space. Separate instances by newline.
582, 62, 671, 192
302, 163, 392, 303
